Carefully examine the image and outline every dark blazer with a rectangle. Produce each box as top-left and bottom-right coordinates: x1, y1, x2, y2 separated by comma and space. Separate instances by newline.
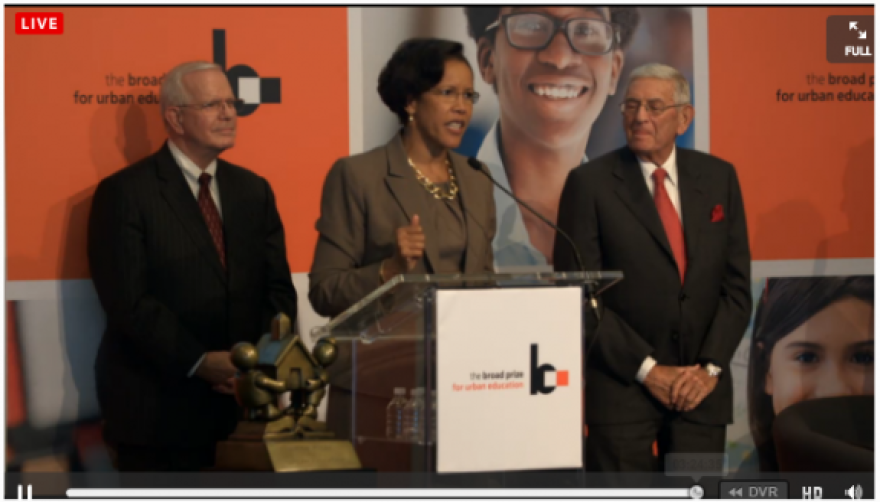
308, 133, 496, 319
554, 146, 751, 426
87, 143, 298, 448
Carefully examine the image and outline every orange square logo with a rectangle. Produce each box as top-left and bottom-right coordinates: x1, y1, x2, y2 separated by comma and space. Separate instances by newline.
556, 370, 569, 387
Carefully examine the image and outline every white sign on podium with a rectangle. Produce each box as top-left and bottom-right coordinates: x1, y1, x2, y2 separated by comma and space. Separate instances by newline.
436, 287, 583, 473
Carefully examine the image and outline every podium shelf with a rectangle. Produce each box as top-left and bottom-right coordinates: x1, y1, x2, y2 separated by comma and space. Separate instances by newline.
356, 435, 433, 447
310, 271, 622, 343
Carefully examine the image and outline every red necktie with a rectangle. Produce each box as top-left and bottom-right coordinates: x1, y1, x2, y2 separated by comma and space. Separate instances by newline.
652, 168, 686, 283
198, 173, 226, 268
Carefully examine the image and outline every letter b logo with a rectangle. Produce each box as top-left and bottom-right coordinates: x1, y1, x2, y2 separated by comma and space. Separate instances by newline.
530, 344, 568, 395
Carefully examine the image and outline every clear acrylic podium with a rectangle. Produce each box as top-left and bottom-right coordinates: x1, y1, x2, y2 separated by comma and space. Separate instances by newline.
309, 272, 622, 477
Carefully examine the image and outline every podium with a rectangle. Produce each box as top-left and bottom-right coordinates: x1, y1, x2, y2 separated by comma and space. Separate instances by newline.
310, 272, 621, 479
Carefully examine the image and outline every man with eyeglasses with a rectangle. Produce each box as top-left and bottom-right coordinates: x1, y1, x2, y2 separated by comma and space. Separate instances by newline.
88, 61, 298, 471
554, 64, 750, 490
464, 7, 640, 270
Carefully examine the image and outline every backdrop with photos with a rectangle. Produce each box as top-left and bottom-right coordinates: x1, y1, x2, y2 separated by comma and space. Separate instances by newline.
4, 6, 873, 475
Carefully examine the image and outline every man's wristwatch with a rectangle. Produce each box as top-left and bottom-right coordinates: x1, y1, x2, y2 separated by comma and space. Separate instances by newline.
704, 363, 722, 378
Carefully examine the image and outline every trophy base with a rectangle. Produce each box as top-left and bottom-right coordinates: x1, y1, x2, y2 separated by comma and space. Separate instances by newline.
215, 437, 362, 472
227, 417, 297, 441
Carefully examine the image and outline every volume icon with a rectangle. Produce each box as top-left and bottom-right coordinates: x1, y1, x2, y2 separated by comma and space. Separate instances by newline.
846, 485, 863, 499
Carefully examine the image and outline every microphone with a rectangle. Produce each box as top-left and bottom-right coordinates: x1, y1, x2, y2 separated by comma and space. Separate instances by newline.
467, 157, 585, 272
467, 157, 601, 320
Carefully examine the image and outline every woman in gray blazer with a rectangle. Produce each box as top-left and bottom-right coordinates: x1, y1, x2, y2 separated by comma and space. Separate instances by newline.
309, 38, 497, 318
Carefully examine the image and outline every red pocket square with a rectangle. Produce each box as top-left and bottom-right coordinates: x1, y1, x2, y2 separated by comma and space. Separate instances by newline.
711, 204, 724, 223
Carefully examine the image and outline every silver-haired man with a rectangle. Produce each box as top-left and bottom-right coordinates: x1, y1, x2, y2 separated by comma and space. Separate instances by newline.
88, 61, 298, 471
554, 63, 751, 490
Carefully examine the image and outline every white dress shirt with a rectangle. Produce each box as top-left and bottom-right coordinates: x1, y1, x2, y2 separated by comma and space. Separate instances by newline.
638, 146, 681, 222
634, 146, 682, 383
168, 139, 223, 219
167, 139, 223, 378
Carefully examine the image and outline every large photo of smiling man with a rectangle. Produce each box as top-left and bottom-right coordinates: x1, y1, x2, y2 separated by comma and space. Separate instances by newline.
465, 7, 638, 267
355, 7, 699, 270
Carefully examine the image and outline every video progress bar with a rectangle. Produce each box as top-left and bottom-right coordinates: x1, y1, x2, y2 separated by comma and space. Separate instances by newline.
67, 488, 695, 498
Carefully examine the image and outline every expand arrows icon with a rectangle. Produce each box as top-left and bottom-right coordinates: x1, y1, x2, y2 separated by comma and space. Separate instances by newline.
849, 21, 868, 39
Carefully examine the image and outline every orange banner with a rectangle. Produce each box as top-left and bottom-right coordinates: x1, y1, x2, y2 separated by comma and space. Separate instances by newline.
709, 7, 873, 261
6, 7, 348, 279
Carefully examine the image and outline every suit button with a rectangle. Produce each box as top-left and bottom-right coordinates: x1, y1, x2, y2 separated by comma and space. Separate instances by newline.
679, 293, 687, 301
671, 332, 680, 342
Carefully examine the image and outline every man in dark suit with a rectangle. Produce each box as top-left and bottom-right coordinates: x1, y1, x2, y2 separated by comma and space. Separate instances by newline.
88, 61, 298, 471
553, 63, 751, 482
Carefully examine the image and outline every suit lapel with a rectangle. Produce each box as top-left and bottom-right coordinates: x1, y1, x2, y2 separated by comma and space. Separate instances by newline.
452, 153, 484, 273
216, 161, 247, 287
156, 143, 227, 284
613, 148, 676, 265
383, 134, 440, 273
677, 149, 707, 281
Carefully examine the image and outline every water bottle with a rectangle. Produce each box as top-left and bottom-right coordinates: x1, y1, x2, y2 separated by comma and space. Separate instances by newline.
402, 387, 426, 442
413, 388, 426, 443
401, 388, 416, 442
385, 387, 408, 439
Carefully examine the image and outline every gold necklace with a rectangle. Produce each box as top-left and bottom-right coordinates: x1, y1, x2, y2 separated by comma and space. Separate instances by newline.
407, 156, 459, 200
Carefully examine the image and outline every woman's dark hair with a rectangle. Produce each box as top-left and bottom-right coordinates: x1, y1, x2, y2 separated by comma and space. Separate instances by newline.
377, 38, 471, 124
464, 7, 641, 51
747, 276, 874, 471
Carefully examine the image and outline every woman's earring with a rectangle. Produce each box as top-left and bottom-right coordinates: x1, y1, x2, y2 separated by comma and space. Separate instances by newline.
409, 114, 414, 122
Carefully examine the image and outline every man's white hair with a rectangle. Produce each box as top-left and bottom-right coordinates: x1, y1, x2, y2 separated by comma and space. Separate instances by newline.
160, 61, 223, 115
626, 63, 691, 105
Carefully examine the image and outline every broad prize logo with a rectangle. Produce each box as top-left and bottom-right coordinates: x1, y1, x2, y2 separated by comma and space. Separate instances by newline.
213, 29, 281, 117
529, 344, 569, 395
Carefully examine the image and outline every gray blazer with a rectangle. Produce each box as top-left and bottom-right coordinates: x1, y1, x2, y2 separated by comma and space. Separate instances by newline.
308, 133, 497, 318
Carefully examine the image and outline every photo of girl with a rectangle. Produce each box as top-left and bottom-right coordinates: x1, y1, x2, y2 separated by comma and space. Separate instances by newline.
745, 276, 874, 471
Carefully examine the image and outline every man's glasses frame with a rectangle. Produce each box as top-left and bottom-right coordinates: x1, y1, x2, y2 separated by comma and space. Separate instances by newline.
176, 98, 245, 113
620, 99, 690, 117
485, 12, 621, 56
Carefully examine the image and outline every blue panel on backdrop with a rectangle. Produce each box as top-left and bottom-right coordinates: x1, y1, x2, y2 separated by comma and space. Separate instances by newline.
453, 122, 489, 159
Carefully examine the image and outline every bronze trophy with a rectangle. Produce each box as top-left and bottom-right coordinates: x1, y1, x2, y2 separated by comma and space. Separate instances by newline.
214, 313, 362, 472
